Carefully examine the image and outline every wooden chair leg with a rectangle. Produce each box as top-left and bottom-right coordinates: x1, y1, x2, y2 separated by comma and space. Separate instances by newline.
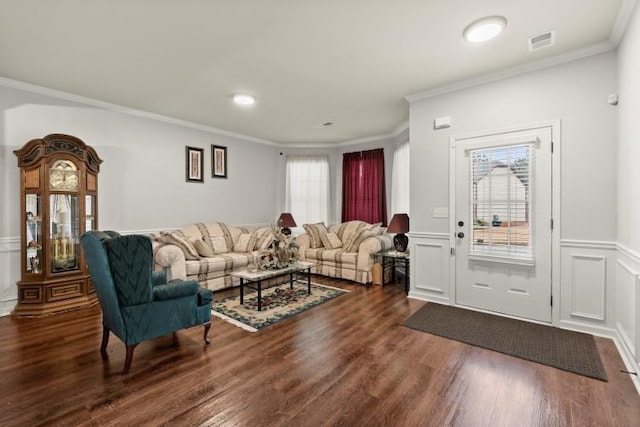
203, 321, 211, 345
100, 327, 110, 353
123, 344, 137, 374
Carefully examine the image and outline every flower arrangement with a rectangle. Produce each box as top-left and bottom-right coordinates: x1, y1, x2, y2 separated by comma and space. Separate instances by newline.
259, 226, 299, 270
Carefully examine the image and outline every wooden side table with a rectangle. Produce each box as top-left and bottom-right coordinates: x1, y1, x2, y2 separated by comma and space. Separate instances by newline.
375, 249, 410, 294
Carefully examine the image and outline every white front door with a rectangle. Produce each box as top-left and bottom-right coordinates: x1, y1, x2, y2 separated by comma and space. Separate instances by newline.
453, 125, 553, 322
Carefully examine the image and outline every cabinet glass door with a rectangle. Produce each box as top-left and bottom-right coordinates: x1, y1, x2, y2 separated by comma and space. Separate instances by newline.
25, 194, 42, 273
50, 194, 79, 273
85, 195, 95, 232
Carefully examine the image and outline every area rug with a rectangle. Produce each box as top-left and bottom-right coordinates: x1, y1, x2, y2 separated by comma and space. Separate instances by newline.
403, 303, 607, 381
211, 282, 348, 332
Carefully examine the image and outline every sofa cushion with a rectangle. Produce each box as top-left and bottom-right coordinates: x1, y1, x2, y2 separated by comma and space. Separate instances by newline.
210, 236, 229, 254
338, 221, 371, 252
336, 221, 368, 246
344, 229, 376, 252
234, 233, 257, 253
320, 232, 342, 249
161, 231, 199, 260
369, 222, 384, 235
185, 253, 250, 276
194, 239, 215, 257
253, 227, 274, 250
303, 222, 329, 248
304, 248, 357, 266
196, 223, 234, 254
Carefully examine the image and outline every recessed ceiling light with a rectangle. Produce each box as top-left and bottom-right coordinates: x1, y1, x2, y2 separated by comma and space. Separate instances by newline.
463, 16, 507, 43
233, 94, 256, 106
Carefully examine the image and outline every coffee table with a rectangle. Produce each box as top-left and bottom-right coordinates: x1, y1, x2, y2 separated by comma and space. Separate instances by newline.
230, 261, 315, 311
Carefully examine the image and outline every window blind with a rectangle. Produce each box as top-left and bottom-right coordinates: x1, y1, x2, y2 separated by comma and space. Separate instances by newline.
469, 144, 533, 260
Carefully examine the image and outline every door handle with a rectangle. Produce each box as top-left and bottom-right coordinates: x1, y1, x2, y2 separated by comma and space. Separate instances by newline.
457, 232, 465, 239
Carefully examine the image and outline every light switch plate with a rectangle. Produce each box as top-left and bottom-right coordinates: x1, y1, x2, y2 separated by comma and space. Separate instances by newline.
433, 207, 449, 218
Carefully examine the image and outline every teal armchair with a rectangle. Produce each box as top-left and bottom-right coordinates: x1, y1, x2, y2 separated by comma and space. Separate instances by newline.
81, 231, 213, 373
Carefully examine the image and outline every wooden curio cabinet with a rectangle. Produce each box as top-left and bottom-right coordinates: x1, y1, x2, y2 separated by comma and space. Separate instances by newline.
13, 134, 103, 317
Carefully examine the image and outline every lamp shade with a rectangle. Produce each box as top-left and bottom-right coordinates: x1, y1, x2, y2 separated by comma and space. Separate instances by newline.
387, 213, 409, 234
277, 213, 297, 228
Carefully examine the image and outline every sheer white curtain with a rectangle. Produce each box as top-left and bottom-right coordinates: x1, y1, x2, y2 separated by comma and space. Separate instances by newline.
285, 156, 329, 230
391, 140, 410, 215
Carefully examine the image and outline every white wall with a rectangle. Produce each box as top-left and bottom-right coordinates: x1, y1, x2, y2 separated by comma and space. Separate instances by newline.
408, 51, 619, 326
616, 0, 640, 387
618, 4, 640, 254
0, 83, 281, 315
409, 51, 618, 240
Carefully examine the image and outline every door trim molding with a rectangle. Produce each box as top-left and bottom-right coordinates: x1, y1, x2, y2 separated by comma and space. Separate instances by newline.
449, 120, 562, 325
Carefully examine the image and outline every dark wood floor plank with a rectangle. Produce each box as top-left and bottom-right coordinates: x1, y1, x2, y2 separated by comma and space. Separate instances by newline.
0, 276, 638, 426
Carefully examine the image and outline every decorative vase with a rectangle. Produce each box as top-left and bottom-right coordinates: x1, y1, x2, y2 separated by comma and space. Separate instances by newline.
276, 246, 291, 265
248, 251, 260, 272
290, 244, 299, 262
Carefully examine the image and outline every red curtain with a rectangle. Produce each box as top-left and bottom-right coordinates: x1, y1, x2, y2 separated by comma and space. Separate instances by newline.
342, 148, 388, 225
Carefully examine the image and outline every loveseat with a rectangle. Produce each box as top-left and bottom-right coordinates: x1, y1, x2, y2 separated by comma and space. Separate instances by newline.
297, 220, 393, 284
151, 222, 274, 291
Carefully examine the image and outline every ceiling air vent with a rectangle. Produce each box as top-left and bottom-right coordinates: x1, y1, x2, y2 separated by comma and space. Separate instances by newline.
528, 30, 556, 52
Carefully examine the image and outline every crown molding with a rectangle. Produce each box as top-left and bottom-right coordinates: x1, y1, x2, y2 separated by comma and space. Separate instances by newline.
278, 121, 409, 149
0, 76, 278, 146
405, 41, 615, 103
610, 0, 639, 45
3, 0, 635, 149
334, 121, 410, 148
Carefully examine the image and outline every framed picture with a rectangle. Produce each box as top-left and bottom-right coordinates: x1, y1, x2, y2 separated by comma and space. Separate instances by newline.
185, 146, 204, 183
212, 145, 227, 178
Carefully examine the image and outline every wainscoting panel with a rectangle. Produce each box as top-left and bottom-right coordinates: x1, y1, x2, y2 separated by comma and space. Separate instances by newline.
408, 233, 450, 304
0, 237, 20, 317
615, 244, 640, 380
559, 241, 616, 331
616, 259, 637, 359
570, 255, 606, 321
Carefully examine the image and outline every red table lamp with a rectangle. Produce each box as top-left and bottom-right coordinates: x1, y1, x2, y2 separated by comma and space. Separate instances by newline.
387, 213, 410, 252
277, 213, 297, 235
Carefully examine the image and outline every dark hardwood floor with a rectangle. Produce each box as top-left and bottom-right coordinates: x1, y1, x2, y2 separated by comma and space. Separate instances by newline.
0, 276, 638, 426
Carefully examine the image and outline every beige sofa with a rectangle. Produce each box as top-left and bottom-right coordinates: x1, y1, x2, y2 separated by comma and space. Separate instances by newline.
297, 220, 393, 284
151, 222, 273, 291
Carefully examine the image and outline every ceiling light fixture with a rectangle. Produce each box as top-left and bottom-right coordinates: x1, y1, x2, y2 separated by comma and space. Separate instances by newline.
233, 94, 256, 106
463, 16, 507, 43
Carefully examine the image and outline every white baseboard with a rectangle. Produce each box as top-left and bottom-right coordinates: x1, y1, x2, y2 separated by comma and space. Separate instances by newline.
0, 299, 16, 317
407, 292, 450, 305
614, 326, 640, 395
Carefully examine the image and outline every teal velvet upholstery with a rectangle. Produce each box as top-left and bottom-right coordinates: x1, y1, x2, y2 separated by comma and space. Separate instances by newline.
81, 230, 213, 373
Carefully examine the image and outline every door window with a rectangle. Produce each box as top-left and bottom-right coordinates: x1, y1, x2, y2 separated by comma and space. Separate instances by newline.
469, 144, 532, 261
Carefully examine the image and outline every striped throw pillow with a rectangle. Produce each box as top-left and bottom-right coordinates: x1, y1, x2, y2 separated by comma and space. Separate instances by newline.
303, 222, 329, 248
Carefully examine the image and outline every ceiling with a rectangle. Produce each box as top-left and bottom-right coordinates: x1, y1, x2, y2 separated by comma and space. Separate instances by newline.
0, 0, 633, 145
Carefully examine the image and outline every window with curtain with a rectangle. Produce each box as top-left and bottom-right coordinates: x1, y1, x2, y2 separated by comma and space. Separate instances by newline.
285, 156, 329, 229
391, 140, 410, 215
341, 148, 387, 225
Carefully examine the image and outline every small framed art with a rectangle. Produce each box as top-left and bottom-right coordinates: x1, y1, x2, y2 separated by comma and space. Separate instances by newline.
185, 146, 204, 183
212, 145, 227, 178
